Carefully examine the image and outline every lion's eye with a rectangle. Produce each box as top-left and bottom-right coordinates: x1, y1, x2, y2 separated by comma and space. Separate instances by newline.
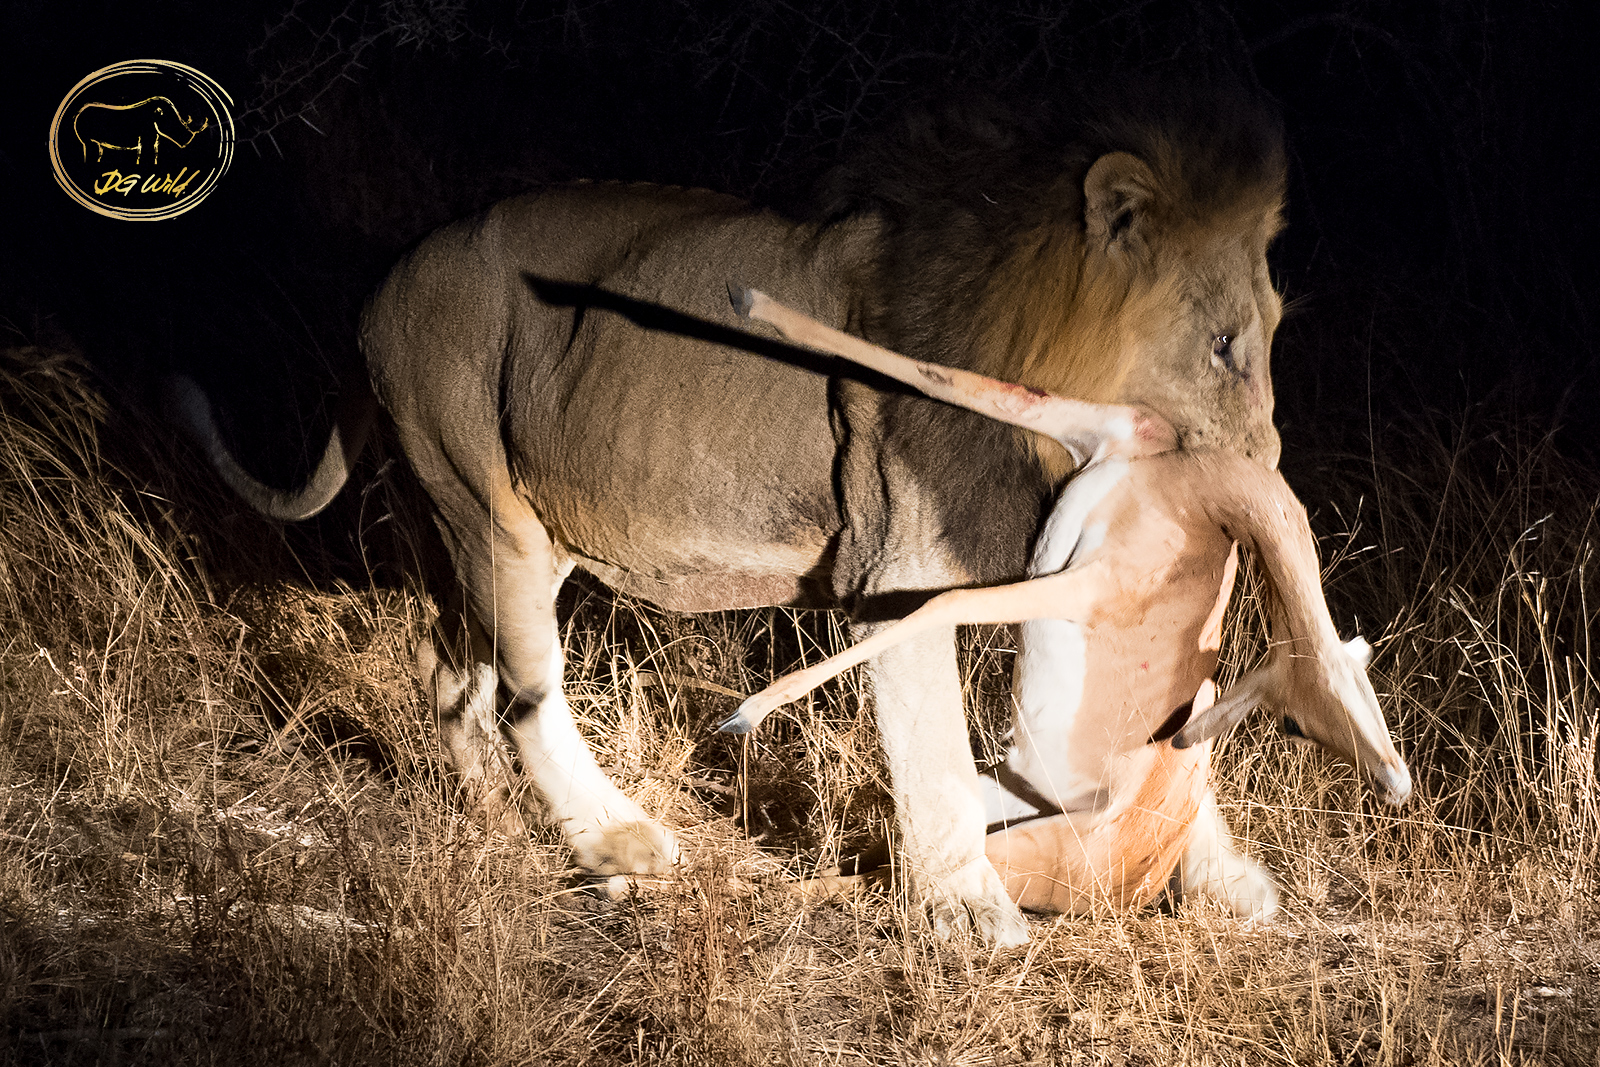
1210, 334, 1235, 369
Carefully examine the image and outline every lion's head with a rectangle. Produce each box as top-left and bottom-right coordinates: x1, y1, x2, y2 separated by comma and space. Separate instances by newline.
824, 73, 1287, 477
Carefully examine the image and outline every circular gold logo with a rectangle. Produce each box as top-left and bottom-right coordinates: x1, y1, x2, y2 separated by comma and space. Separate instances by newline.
49, 60, 235, 221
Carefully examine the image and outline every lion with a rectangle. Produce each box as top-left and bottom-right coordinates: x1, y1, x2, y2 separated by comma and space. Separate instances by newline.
171, 77, 1288, 946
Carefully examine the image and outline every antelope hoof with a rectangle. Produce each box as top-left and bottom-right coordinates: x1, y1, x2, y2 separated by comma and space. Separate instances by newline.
717, 713, 754, 734
717, 699, 766, 734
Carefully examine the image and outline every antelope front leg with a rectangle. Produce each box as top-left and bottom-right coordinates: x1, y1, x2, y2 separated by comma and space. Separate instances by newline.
863, 623, 1030, 947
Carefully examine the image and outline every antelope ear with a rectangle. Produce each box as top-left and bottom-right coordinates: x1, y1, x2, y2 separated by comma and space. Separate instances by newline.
1084, 152, 1156, 251
1343, 636, 1372, 666
1172, 667, 1275, 748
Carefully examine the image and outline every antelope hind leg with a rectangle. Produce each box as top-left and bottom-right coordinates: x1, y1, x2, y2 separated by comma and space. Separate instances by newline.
726, 564, 1108, 732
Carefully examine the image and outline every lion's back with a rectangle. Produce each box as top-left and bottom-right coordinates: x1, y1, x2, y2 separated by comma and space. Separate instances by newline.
361, 182, 874, 611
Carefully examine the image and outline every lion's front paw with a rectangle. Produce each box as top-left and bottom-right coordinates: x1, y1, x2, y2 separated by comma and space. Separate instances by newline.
568, 818, 680, 876
1217, 856, 1280, 923
1182, 849, 1280, 923
923, 859, 1031, 947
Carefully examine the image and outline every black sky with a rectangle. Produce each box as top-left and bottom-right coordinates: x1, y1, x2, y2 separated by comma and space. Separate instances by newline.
2, 0, 1596, 465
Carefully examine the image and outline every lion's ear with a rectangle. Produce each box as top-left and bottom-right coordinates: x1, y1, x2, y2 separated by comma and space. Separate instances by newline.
1083, 152, 1155, 252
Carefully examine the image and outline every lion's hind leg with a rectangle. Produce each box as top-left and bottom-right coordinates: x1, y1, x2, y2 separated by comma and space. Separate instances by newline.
418, 594, 527, 838
450, 497, 679, 877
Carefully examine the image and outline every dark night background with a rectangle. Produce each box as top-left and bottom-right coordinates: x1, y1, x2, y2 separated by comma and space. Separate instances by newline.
4, 7, 1600, 1056
2, 0, 1597, 524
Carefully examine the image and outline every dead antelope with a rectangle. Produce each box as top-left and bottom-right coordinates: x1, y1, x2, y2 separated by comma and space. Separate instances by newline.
724, 286, 1411, 916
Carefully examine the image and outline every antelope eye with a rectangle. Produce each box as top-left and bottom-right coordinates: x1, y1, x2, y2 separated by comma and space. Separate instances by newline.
1211, 334, 1235, 369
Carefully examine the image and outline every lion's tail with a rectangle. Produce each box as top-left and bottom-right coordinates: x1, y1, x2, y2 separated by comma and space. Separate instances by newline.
164, 375, 375, 521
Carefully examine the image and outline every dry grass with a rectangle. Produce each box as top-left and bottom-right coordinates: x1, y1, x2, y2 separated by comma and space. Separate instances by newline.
1, 347, 1597, 1066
